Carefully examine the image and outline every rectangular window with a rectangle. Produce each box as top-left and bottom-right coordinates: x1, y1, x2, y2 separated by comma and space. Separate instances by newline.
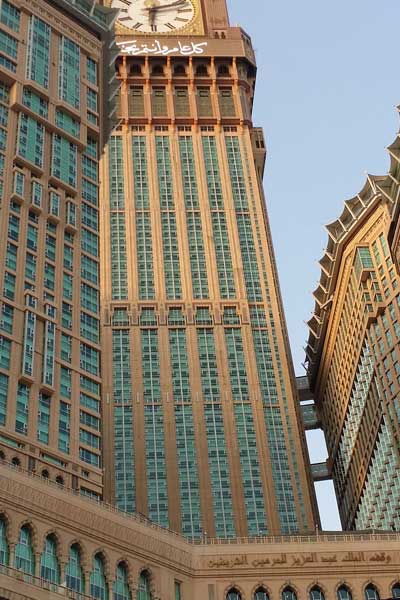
58, 36, 80, 109
58, 400, 70, 453
22, 88, 48, 118
197, 87, 212, 117
174, 87, 190, 117
26, 16, 50, 88
55, 109, 80, 137
86, 56, 97, 84
17, 114, 44, 168
128, 86, 145, 117
37, 393, 50, 444
0, 0, 20, 31
219, 87, 235, 117
152, 87, 167, 117
15, 383, 29, 434
51, 134, 77, 188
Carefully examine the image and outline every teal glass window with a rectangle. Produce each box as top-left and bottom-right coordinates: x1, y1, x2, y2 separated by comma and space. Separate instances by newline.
156, 136, 182, 298
109, 137, 128, 300
0, 373, 8, 426
175, 582, 182, 600
0, 335, 10, 370
40, 535, 60, 583
82, 202, 98, 230
58, 37, 80, 108
55, 109, 79, 137
66, 201, 77, 227
86, 57, 97, 84
132, 136, 154, 299
14, 526, 34, 574
17, 114, 44, 168
365, 586, 379, 600
44, 262, 55, 290
80, 375, 100, 396
27, 224, 37, 250
80, 312, 99, 344
82, 177, 98, 206
43, 321, 55, 387
0, 518, 9, 565
80, 392, 99, 413
80, 446, 100, 467
392, 585, 400, 599
15, 383, 29, 435
90, 554, 108, 600
63, 272, 73, 300
22, 311, 35, 377
13, 171, 24, 196
226, 590, 241, 600
5, 242, 17, 270
0, 303, 13, 334
65, 544, 84, 592
37, 392, 50, 444
58, 400, 70, 453
80, 428, 100, 449
254, 589, 269, 600
22, 88, 48, 118
310, 588, 325, 600
62, 302, 72, 329
81, 254, 98, 285
113, 330, 132, 405
0, 0, 20, 31
0, 29, 17, 59
63, 244, 73, 270
51, 134, 77, 188
202, 136, 236, 298
144, 403, 168, 526
114, 405, 134, 512
8, 214, 19, 241
87, 87, 98, 112
337, 587, 352, 600
137, 571, 151, 600
61, 332, 72, 363
81, 227, 98, 257
179, 136, 208, 298
80, 410, 100, 430
80, 342, 99, 376
282, 589, 297, 600
26, 16, 50, 87
81, 282, 99, 313
3, 271, 15, 300
113, 563, 131, 600
60, 366, 71, 399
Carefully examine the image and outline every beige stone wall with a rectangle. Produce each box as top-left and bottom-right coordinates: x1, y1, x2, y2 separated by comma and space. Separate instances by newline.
0, 466, 399, 600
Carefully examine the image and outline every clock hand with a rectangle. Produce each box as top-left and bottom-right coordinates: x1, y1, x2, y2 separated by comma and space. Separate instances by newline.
144, 0, 186, 11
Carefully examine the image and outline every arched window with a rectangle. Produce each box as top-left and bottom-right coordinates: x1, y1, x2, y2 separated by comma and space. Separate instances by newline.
174, 65, 186, 76
114, 563, 131, 600
65, 544, 84, 593
226, 590, 242, 600
392, 584, 400, 599
40, 535, 60, 583
196, 64, 208, 77
282, 588, 297, 600
337, 585, 352, 600
55, 476, 64, 486
0, 518, 9, 565
14, 525, 35, 574
365, 585, 380, 600
11, 456, 20, 467
310, 587, 325, 600
90, 554, 108, 600
0, 450, 5, 461
137, 571, 151, 600
41, 469, 49, 479
254, 588, 269, 600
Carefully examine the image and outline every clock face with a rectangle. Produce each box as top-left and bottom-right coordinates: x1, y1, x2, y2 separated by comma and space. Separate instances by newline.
112, 0, 196, 34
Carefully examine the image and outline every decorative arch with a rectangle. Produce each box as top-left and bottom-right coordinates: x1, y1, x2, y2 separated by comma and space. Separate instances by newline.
137, 569, 152, 600
336, 584, 353, 600
14, 523, 35, 575
392, 582, 400, 599
173, 64, 186, 76
40, 533, 60, 583
225, 587, 243, 600
0, 513, 9, 565
114, 561, 131, 600
253, 586, 270, 600
364, 583, 381, 600
281, 585, 298, 600
309, 585, 326, 600
90, 552, 109, 600
65, 542, 85, 593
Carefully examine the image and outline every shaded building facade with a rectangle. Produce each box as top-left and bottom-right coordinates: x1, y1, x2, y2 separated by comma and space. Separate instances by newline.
306, 113, 400, 530
101, 0, 318, 538
0, 0, 117, 498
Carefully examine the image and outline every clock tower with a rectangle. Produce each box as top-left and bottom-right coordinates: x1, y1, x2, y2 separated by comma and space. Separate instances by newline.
101, 0, 319, 537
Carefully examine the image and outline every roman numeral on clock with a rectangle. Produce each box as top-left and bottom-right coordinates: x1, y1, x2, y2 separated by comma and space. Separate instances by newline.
175, 16, 189, 22
165, 22, 176, 29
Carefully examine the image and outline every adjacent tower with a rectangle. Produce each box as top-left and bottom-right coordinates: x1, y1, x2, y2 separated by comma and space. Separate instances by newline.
102, 0, 318, 537
0, 0, 117, 497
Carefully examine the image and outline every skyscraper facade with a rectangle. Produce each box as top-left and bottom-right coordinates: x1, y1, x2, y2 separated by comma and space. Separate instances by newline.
0, 0, 117, 498
102, 0, 318, 538
306, 116, 400, 531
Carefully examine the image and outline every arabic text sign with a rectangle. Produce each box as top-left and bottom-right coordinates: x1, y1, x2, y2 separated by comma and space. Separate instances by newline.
117, 39, 208, 57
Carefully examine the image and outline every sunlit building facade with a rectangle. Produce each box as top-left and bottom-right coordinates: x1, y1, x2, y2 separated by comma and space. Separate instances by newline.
0, 0, 117, 498
306, 114, 400, 530
101, 0, 318, 537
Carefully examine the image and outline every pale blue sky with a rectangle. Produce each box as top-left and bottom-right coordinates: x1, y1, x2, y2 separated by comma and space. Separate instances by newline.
227, 0, 400, 529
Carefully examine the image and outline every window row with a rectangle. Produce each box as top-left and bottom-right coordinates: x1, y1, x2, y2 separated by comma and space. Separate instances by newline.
226, 583, 400, 600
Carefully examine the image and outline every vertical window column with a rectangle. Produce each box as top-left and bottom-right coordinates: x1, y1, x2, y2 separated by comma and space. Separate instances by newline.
109, 136, 128, 300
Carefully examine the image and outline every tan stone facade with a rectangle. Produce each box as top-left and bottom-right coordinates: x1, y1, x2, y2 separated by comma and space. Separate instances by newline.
1, 464, 400, 600
306, 114, 400, 530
